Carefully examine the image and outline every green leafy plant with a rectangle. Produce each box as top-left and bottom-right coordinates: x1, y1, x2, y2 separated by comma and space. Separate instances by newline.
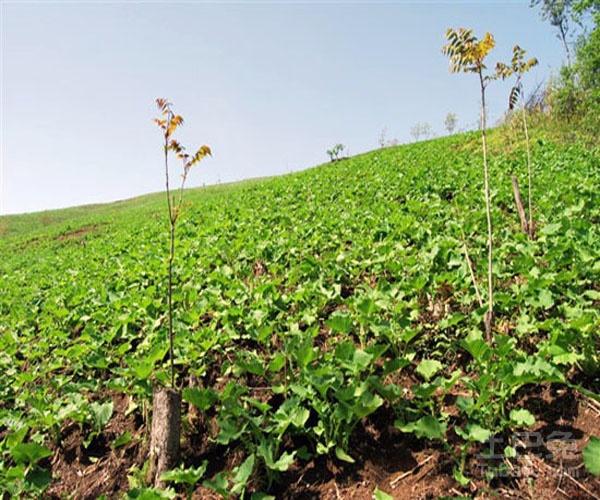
530, 0, 577, 65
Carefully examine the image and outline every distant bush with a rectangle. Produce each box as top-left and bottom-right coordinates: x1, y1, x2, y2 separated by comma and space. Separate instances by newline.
444, 113, 458, 135
530, 1, 600, 143
326, 144, 345, 162
549, 12, 599, 138
410, 122, 432, 142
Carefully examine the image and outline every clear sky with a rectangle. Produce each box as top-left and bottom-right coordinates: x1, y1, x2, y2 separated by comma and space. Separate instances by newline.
1, 1, 568, 215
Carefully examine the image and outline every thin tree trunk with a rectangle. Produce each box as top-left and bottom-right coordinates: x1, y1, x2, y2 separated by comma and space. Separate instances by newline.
168, 222, 175, 388
479, 72, 493, 342
463, 241, 484, 309
164, 127, 176, 389
520, 105, 535, 239
559, 22, 572, 67
511, 175, 529, 235
453, 201, 484, 309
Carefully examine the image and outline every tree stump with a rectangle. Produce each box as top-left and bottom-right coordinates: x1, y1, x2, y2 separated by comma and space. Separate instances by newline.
511, 175, 529, 236
147, 387, 181, 488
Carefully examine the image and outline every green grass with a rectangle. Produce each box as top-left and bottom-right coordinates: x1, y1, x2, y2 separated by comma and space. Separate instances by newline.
1, 129, 598, 497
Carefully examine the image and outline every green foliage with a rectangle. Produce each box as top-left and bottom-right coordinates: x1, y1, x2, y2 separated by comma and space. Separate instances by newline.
0, 130, 598, 494
583, 436, 600, 476
326, 143, 345, 162
543, 7, 600, 142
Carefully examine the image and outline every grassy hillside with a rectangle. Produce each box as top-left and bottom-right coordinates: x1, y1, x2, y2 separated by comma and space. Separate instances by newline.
1, 131, 599, 498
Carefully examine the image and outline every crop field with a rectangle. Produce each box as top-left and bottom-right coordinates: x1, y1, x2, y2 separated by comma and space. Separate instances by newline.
1, 130, 599, 498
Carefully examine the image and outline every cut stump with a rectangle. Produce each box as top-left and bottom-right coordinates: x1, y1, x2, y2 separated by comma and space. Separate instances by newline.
147, 387, 181, 488
511, 175, 529, 236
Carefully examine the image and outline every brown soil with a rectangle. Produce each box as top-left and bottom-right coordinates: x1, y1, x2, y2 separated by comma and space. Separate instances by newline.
43, 385, 600, 499
56, 224, 104, 241
47, 392, 147, 499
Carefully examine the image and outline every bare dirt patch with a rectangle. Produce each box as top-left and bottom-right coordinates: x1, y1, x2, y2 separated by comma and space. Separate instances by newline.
56, 223, 105, 242
47, 392, 146, 499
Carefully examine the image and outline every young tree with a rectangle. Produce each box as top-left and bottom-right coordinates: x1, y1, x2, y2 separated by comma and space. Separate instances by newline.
148, 98, 211, 487
378, 127, 387, 148
442, 28, 497, 341
326, 143, 345, 162
444, 112, 458, 134
531, 0, 576, 65
496, 46, 539, 238
410, 122, 432, 142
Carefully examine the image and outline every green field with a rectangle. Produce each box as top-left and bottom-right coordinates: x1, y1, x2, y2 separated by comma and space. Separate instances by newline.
1, 130, 599, 498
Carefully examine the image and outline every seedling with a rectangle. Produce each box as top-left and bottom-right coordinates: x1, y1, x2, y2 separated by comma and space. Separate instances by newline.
148, 98, 211, 487
154, 98, 212, 388
443, 28, 497, 341
496, 46, 539, 238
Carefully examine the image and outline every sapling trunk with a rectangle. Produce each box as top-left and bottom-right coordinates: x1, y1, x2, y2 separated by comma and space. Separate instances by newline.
520, 104, 535, 239
559, 23, 572, 67
164, 124, 176, 389
152, 98, 212, 486
478, 71, 494, 342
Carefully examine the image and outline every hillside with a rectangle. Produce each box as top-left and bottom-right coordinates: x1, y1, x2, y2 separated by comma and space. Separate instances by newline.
1, 130, 599, 498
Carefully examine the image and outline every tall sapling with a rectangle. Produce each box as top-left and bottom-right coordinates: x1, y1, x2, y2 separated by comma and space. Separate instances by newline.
147, 98, 211, 487
496, 46, 539, 238
443, 28, 497, 341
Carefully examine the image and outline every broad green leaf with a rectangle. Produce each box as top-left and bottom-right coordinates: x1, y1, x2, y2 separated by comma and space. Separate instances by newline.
416, 359, 443, 381
10, 443, 53, 465
583, 436, 600, 476
160, 461, 208, 485
396, 416, 447, 440
112, 431, 133, 449
269, 451, 296, 471
183, 387, 218, 411
326, 313, 353, 334
456, 423, 492, 443
231, 454, 255, 495
509, 408, 535, 427
90, 401, 114, 430
335, 447, 355, 463
25, 467, 52, 490
373, 487, 393, 500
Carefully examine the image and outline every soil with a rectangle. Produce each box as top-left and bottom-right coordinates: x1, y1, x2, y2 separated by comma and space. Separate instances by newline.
56, 224, 104, 241
47, 392, 147, 499
43, 383, 600, 499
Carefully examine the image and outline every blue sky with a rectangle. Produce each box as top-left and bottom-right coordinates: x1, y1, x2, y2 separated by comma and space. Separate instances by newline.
1, 1, 569, 214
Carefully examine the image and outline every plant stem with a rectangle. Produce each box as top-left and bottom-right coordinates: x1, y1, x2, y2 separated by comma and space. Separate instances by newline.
559, 22, 572, 67
164, 117, 176, 389
452, 201, 483, 309
520, 103, 534, 238
478, 71, 493, 342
